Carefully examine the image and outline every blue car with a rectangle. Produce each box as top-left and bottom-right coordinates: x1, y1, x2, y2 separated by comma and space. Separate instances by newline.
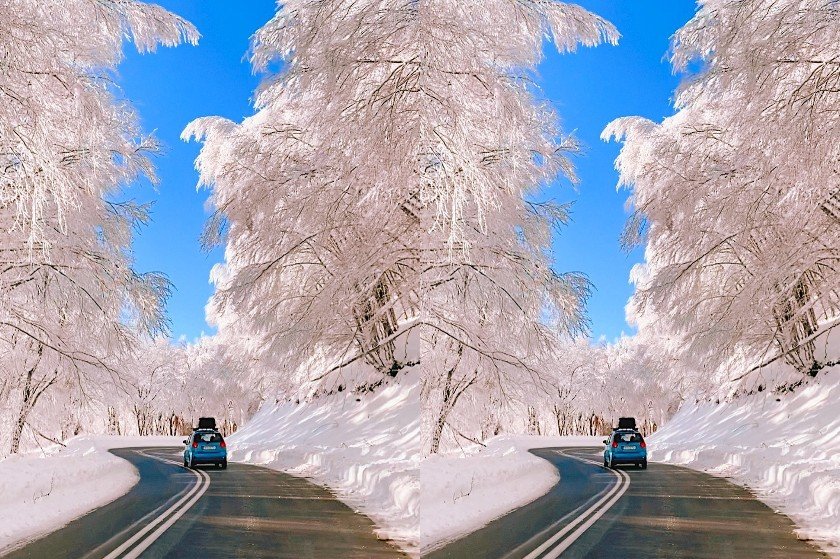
603, 429, 647, 469
183, 430, 227, 469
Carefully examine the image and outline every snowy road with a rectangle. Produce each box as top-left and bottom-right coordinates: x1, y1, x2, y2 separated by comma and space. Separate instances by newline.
427, 447, 828, 559
2, 447, 405, 559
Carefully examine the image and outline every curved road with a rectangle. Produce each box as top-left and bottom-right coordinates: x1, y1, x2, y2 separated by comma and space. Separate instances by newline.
3, 447, 405, 559
427, 447, 828, 559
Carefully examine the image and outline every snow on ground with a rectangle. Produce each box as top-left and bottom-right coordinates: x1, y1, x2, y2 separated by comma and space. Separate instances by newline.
0, 435, 181, 554
649, 363, 840, 557
227, 378, 420, 555
226, 371, 602, 558
420, 434, 603, 554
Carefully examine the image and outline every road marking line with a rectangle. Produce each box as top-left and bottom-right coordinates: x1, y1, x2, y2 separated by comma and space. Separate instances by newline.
522, 450, 630, 559
541, 467, 630, 558
120, 467, 210, 559
501, 470, 615, 559
103, 449, 210, 559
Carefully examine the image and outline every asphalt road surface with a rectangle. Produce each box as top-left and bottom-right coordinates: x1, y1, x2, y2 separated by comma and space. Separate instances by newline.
3, 447, 405, 559
427, 447, 828, 559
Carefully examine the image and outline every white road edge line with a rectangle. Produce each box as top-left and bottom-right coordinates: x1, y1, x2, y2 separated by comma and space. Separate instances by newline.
522, 450, 630, 559
103, 449, 210, 559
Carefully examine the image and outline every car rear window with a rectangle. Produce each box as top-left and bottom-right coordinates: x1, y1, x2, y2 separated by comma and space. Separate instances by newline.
614, 432, 643, 443
194, 433, 223, 443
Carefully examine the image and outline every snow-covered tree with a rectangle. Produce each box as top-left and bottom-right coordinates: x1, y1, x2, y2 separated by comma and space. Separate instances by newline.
0, 0, 197, 454
120, 336, 254, 437
604, 0, 840, 387
186, 0, 617, 454
441, 334, 678, 444
369, 0, 616, 454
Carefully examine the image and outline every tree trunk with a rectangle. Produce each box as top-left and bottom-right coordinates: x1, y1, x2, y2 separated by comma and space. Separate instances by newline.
527, 406, 540, 435
773, 273, 819, 374
353, 273, 402, 376
428, 408, 448, 455
107, 406, 121, 435
428, 346, 474, 455
9, 400, 29, 455
9, 345, 50, 455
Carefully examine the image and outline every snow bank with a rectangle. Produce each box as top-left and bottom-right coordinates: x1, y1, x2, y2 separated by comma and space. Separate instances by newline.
227, 379, 420, 555
420, 434, 603, 554
650, 364, 840, 557
0, 435, 181, 554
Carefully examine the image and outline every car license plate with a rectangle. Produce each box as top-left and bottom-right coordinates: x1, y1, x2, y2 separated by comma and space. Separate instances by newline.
623, 445, 636, 450
204, 445, 216, 450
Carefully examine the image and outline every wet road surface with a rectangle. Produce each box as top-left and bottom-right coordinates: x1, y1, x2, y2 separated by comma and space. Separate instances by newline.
3, 447, 405, 559
427, 447, 827, 559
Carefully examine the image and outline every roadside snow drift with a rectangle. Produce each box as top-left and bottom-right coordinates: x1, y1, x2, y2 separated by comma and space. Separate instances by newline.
420, 435, 603, 554
0, 435, 181, 554
650, 364, 840, 557
227, 379, 420, 554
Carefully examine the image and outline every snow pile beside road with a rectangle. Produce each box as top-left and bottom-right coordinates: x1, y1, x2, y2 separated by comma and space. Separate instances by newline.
0, 435, 181, 553
650, 364, 840, 556
420, 434, 602, 554
227, 378, 420, 554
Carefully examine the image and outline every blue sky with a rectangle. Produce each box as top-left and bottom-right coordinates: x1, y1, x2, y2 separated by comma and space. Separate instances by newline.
118, 0, 698, 343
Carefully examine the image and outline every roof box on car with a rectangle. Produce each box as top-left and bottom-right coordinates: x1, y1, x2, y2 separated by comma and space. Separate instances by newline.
195, 417, 217, 431
616, 417, 637, 431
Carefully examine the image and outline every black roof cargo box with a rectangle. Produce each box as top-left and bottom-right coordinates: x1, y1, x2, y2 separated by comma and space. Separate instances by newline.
616, 417, 637, 430
196, 417, 217, 431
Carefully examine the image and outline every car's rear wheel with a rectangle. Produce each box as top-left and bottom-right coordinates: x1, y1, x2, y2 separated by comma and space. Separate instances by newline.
221, 460, 227, 470
603, 457, 608, 468
641, 460, 648, 470
188, 456, 195, 469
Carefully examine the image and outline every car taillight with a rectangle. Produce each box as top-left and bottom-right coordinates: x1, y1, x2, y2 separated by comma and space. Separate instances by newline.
220, 440, 226, 448
640, 440, 646, 449
611, 441, 618, 448
192, 441, 198, 448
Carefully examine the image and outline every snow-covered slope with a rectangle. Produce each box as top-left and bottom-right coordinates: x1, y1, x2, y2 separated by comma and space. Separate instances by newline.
0, 435, 181, 554
227, 377, 420, 554
225, 367, 604, 558
649, 364, 840, 557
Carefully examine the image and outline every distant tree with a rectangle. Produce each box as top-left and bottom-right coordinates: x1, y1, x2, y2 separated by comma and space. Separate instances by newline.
186, 0, 616, 454
442, 334, 678, 443
121, 336, 253, 437
0, 0, 197, 454
604, 0, 840, 385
